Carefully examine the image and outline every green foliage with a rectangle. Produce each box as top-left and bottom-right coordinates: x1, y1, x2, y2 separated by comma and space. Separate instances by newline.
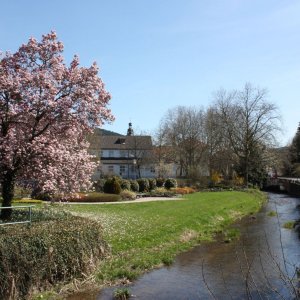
283, 221, 295, 229
290, 124, 300, 167
113, 288, 130, 300
120, 179, 131, 191
0, 214, 108, 299
148, 178, 157, 191
156, 178, 165, 187
129, 180, 139, 192
137, 178, 150, 192
104, 177, 122, 194
120, 190, 136, 201
164, 178, 177, 190
267, 210, 277, 217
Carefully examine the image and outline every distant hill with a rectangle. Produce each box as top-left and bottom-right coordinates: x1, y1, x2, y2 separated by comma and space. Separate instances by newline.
93, 128, 124, 136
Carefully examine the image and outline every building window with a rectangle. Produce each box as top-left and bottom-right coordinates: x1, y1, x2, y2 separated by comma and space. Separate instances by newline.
100, 150, 104, 157
108, 165, 114, 173
109, 150, 114, 157
120, 165, 126, 175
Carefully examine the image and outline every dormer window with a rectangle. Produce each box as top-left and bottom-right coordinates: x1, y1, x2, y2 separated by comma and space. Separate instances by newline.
115, 138, 126, 144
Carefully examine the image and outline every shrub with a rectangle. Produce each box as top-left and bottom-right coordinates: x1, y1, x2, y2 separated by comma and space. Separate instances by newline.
211, 171, 221, 185
149, 187, 176, 197
120, 190, 136, 201
173, 187, 196, 194
103, 177, 122, 194
130, 180, 139, 192
120, 179, 131, 191
0, 215, 108, 299
233, 174, 244, 186
148, 178, 157, 191
283, 221, 295, 229
31, 188, 52, 201
164, 178, 177, 190
93, 179, 106, 192
68, 193, 121, 203
113, 288, 130, 300
156, 178, 165, 188
137, 178, 150, 192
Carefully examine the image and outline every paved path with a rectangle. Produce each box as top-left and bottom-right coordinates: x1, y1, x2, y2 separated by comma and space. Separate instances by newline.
62, 196, 184, 205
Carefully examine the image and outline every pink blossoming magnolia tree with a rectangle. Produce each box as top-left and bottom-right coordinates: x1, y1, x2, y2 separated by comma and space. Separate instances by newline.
0, 32, 114, 219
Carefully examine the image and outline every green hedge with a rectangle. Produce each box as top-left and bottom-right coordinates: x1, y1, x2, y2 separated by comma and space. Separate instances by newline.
0, 216, 108, 299
69, 192, 121, 202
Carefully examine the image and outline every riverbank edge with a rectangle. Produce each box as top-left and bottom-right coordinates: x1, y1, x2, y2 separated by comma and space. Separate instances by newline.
34, 189, 267, 300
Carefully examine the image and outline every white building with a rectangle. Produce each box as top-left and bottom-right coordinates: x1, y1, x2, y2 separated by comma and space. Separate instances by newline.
89, 123, 155, 180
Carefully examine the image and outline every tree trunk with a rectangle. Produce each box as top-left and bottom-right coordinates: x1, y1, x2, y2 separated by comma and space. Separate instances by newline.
0, 170, 15, 220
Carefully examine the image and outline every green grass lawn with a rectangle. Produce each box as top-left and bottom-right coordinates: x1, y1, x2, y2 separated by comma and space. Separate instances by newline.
65, 189, 266, 285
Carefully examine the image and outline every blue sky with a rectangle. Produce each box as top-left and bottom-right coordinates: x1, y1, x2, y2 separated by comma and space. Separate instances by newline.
1, 0, 299, 145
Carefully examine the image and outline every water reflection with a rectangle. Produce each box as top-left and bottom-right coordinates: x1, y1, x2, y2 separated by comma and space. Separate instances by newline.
97, 193, 300, 300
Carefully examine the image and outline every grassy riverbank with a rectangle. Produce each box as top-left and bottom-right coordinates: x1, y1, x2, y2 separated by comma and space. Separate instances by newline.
65, 189, 266, 289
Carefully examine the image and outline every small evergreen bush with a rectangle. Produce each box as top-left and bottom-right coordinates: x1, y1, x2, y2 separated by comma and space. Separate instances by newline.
130, 180, 139, 192
120, 179, 131, 191
148, 178, 157, 191
165, 178, 177, 190
156, 178, 165, 188
103, 177, 122, 194
137, 178, 150, 192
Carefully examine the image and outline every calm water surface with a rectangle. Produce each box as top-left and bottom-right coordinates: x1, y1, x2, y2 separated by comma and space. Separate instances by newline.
71, 193, 300, 300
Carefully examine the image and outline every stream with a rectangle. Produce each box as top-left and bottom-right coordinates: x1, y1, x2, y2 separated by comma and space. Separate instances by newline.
72, 193, 300, 299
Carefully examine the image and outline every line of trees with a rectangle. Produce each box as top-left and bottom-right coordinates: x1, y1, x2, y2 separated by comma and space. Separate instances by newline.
155, 83, 281, 186
282, 123, 300, 176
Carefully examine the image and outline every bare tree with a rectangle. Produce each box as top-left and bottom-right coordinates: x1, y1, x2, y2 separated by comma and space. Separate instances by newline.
159, 106, 207, 178
153, 123, 177, 178
214, 83, 281, 186
204, 106, 236, 179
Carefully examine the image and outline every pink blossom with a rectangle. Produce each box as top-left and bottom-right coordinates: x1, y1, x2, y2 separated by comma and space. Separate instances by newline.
0, 31, 114, 201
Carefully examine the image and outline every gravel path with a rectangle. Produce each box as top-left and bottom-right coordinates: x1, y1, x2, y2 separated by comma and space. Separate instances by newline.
63, 196, 184, 205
